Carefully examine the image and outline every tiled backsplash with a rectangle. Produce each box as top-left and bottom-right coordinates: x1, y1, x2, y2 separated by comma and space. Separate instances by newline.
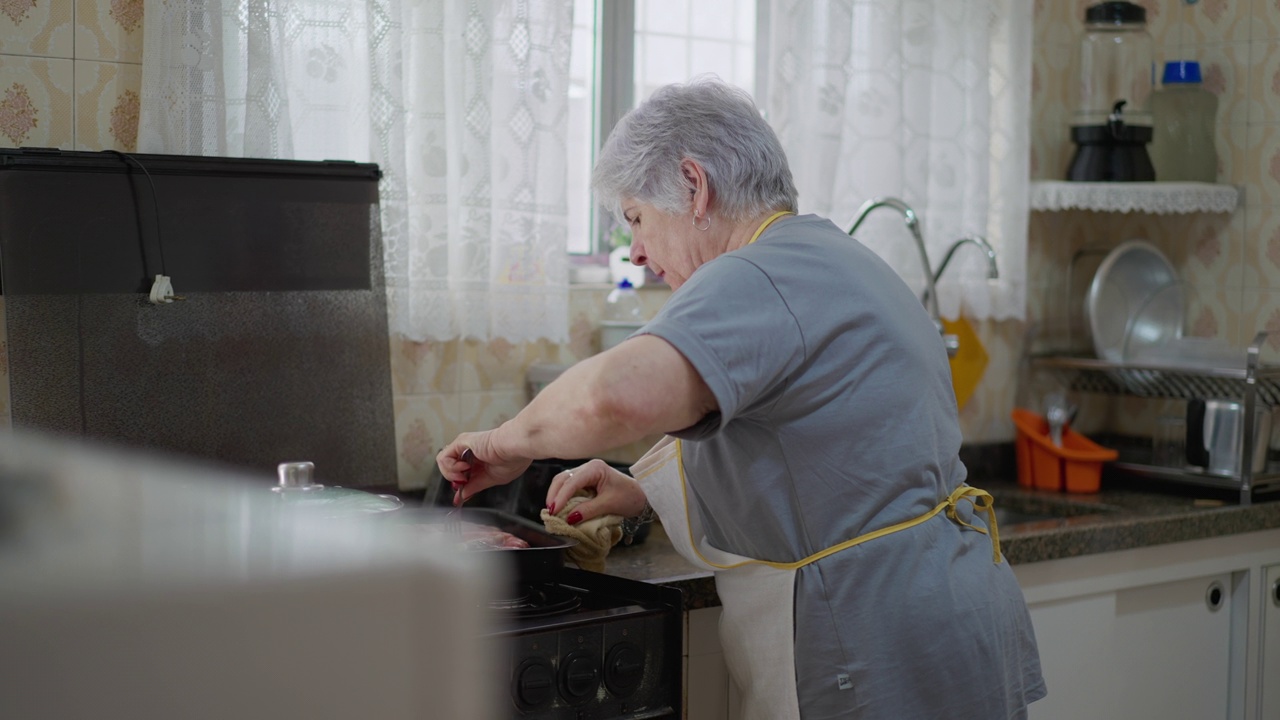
9, 1, 1280, 487
389, 285, 672, 490
0, 0, 139, 151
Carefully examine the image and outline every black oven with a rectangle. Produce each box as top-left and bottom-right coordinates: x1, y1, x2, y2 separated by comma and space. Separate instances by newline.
486, 567, 683, 719
443, 463, 680, 719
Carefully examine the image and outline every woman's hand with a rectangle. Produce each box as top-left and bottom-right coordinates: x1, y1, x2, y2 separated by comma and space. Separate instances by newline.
546, 459, 649, 525
436, 430, 532, 506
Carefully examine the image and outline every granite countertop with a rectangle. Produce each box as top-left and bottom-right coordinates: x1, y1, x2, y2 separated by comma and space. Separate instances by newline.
603, 474, 1280, 611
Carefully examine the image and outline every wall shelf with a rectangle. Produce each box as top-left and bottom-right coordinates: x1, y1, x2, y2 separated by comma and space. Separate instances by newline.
1030, 180, 1240, 214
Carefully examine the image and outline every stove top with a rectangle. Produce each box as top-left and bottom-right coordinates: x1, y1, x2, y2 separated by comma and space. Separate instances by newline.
486, 568, 683, 719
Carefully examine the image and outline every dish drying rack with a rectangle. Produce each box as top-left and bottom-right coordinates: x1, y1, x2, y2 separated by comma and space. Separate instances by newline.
1030, 332, 1280, 504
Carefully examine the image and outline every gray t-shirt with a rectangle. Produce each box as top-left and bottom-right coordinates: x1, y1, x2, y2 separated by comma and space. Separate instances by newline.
639, 213, 1045, 718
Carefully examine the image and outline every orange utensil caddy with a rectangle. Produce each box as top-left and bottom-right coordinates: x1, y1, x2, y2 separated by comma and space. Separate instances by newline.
1011, 408, 1118, 493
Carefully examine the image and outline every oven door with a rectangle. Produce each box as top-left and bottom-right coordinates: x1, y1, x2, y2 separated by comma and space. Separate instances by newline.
488, 568, 683, 719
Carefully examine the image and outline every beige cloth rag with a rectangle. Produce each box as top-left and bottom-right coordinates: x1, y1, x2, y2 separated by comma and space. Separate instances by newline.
540, 491, 623, 573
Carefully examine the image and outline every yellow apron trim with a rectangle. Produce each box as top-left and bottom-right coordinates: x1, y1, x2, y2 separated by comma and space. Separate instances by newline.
746, 210, 794, 245
673, 440, 1003, 571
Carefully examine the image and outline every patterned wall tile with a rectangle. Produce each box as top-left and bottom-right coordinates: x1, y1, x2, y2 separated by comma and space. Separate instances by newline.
458, 338, 545, 394
1178, 209, 1240, 288
1250, 0, 1280, 41
1187, 283, 1243, 345
0, 0, 72, 57
456, 389, 527, 443
1219, 119, 1248, 180
1236, 288, 1280, 361
393, 393, 460, 490
1247, 39, 1280, 123
72, 59, 138, 151
1239, 122, 1280, 207
73, 0, 142, 63
1241, 204, 1280, 290
1181, 0, 1252, 45
1134, 0, 1179, 48
1188, 40, 1249, 129
389, 333, 459, 395
0, 55, 71, 148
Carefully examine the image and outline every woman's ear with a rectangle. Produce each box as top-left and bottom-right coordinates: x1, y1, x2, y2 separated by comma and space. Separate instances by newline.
681, 158, 710, 217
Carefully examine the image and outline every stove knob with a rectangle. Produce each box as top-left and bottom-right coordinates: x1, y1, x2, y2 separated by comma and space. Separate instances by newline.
558, 649, 600, 705
604, 641, 645, 697
513, 658, 555, 710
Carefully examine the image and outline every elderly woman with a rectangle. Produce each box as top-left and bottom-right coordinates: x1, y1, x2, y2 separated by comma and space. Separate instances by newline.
437, 77, 1045, 719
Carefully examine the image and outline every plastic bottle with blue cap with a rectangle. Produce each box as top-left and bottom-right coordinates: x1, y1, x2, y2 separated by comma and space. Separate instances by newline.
1149, 60, 1218, 183
601, 278, 646, 350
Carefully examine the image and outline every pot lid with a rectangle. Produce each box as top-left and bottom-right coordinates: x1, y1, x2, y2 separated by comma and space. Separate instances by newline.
273, 461, 403, 517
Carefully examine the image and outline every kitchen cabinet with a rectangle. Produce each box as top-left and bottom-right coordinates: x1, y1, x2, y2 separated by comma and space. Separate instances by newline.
685, 606, 741, 719
669, 528, 1280, 719
1263, 563, 1280, 719
1022, 570, 1236, 719
1014, 529, 1280, 720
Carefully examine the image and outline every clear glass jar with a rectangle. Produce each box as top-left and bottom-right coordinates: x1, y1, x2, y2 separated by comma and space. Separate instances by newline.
1149, 61, 1218, 183
1074, 2, 1154, 130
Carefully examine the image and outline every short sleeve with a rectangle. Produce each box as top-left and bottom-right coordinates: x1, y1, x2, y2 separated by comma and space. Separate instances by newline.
638, 255, 806, 431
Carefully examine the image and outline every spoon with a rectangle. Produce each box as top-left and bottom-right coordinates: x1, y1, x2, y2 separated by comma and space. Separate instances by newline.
445, 448, 475, 534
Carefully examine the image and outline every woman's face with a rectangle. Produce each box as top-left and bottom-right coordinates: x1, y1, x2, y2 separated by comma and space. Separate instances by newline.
620, 199, 701, 290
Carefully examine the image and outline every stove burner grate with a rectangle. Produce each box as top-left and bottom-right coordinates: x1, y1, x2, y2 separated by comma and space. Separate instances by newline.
490, 582, 582, 618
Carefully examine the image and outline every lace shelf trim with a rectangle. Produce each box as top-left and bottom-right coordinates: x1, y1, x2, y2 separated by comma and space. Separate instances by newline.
1030, 181, 1240, 214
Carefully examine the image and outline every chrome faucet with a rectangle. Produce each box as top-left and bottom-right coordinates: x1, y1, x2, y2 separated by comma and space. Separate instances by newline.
847, 197, 951, 354
921, 235, 999, 307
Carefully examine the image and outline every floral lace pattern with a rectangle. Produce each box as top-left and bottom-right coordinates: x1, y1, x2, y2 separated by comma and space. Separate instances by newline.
764, 0, 1032, 322
0, 83, 38, 145
1030, 181, 1239, 214
139, 0, 574, 343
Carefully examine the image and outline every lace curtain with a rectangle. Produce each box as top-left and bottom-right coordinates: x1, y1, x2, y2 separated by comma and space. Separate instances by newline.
763, 0, 1031, 322
138, 0, 573, 343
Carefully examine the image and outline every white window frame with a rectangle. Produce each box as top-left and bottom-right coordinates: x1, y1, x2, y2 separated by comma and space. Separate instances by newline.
577, 0, 768, 256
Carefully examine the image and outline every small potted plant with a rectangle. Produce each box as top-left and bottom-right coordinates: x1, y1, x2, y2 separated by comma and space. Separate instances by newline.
607, 226, 646, 287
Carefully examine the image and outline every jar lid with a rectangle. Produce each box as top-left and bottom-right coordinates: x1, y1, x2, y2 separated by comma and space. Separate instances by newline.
1085, 1, 1146, 25
1162, 61, 1203, 85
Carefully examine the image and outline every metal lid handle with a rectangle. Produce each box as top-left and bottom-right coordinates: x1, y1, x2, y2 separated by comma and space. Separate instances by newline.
276, 461, 319, 490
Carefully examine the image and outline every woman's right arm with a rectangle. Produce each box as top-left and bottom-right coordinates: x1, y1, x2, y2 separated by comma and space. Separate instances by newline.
435, 333, 716, 502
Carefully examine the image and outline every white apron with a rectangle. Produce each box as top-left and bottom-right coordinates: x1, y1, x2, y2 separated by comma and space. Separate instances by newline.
629, 436, 1002, 720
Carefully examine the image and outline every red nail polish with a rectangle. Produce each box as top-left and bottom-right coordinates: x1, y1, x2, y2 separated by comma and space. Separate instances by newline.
567, 511, 582, 525
547, 502, 556, 515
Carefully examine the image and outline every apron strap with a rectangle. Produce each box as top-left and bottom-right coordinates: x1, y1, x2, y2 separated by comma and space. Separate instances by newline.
709, 483, 1003, 572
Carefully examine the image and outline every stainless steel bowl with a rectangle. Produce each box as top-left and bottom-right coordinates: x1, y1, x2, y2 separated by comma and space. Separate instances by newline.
1087, 240, 1183, 363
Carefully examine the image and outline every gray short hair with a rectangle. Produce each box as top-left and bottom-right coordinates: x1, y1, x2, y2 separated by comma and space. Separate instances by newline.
592, 75, 798, 225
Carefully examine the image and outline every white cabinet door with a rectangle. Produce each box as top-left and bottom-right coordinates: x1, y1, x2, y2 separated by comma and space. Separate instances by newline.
1262, 564, 1280, 720
1027, 572, 1235, 720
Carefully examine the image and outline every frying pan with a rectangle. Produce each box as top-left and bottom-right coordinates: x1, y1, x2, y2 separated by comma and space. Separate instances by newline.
444, 507, 578, 584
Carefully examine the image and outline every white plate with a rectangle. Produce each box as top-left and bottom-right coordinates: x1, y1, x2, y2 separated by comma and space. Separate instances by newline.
1087, 240, 1183, 363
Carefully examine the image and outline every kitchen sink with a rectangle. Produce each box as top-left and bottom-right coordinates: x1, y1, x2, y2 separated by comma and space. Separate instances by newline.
994, 508, 1065, 526
988, 492, 1120, 528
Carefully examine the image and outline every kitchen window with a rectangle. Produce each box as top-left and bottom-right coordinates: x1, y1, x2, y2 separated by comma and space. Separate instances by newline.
567, 0, 760, 255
